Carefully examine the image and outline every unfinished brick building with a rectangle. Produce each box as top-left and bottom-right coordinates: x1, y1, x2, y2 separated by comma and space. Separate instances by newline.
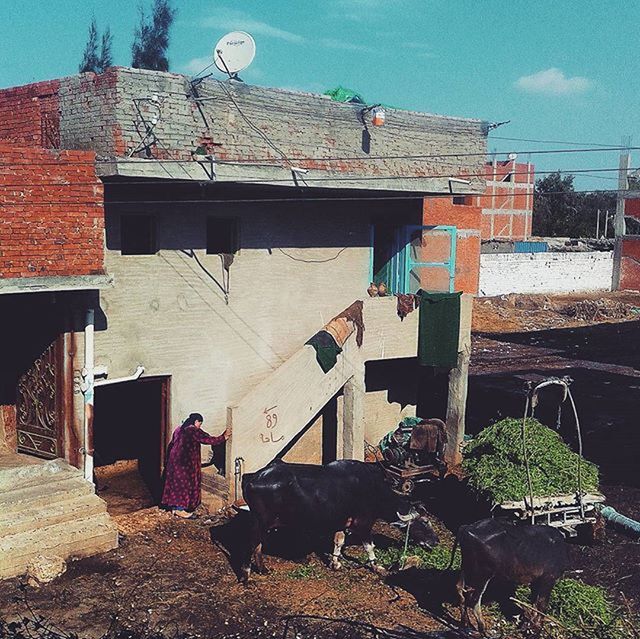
478, 158, 534, 240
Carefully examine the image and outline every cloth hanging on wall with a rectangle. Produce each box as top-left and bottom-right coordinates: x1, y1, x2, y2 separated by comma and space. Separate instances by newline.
417, 290, 461, 369
306, 330, 343, 373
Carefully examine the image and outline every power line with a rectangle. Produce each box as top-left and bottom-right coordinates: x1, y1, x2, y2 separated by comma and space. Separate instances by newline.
0, 145, 636, 169
0, 165, 634, 189
490, 135, 621, 148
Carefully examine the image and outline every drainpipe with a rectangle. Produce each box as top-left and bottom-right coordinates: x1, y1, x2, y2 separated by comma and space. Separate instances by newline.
82, 309, 95, 483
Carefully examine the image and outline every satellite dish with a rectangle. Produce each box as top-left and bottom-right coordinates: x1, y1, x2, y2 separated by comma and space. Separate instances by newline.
508, 152, 518, 161
214, 31, 256, 76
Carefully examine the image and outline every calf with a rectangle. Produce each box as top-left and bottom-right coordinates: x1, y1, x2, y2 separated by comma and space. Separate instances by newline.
240, 459, 438, 583
455, 518, 568, 634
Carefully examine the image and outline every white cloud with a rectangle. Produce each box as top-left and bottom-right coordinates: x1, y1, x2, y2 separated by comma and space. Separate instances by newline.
201, 10, 304, 44
319, 38, 373, 52
515, 68, 592, 96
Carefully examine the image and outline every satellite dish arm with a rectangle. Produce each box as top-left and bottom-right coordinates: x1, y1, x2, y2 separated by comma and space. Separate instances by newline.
216, 50, 241, 81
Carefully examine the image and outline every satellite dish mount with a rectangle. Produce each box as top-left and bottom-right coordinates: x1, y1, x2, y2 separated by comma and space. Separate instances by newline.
214, 31, 256, 82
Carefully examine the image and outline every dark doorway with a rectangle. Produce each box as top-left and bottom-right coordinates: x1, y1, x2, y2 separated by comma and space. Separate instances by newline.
93, 377, 169, 507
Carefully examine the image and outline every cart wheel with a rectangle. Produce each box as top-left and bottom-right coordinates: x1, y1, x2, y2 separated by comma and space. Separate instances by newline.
401, 479, 415, 495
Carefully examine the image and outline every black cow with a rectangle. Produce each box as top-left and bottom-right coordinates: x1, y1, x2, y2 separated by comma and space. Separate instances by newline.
240, 459, 439, 583
454, 518, 568, 634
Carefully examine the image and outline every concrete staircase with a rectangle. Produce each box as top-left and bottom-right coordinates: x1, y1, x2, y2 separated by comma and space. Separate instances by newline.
0, 454, 118, 580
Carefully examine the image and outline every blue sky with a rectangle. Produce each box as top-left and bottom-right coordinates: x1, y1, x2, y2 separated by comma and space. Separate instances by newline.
1, 0, 638, 190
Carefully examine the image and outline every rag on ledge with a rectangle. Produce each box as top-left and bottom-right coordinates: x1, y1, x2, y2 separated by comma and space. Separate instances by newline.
417, 290, 462, 369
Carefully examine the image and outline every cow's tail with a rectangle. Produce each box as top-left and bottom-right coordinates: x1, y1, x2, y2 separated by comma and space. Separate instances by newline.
447, 530, 461, 571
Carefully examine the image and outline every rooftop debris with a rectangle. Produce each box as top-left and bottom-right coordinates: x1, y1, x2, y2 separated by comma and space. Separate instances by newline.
462, 418, 599, 504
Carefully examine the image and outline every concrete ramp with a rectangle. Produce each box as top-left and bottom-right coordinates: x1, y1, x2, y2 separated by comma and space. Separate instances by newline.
0, 454, 118, 580
227, 331, 363, 480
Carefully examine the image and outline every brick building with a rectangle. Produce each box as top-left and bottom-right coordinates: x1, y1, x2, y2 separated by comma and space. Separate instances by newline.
0, 143, 117, 578
0, 67, 488, 576
478, 158, 534, 240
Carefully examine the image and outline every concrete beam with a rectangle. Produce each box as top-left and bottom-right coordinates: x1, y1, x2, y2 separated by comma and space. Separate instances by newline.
445, 345, 470, 466
342, 372, 365, 461
0, 274, 114, 296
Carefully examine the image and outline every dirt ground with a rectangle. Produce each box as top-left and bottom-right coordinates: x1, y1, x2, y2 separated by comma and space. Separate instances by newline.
2, 291, 640, 638
1, 466, 460, 638
472, 290, 640, 334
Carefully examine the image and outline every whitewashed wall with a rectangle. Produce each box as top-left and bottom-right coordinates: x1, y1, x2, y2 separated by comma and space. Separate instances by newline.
479, 252, 613, 296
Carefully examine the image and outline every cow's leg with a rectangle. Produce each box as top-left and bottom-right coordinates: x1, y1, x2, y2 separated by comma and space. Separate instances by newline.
362, 539, 387, 575
330, 531, 346, 569
240, 518, 262, 585
252, 541, 269, 575
529, 576, 555, 629
456, 572, 471, 628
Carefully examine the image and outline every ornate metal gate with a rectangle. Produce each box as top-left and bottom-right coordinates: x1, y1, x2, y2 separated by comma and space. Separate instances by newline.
16, 339, 61, 459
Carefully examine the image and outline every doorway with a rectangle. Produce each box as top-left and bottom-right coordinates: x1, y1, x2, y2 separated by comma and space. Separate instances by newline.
93, 377, 170, 512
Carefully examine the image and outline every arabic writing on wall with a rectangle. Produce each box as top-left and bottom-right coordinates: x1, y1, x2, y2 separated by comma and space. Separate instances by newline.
259, 405, 284, 444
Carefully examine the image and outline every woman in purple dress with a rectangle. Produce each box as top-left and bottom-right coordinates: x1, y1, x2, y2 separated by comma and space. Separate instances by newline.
161, 412, 230, 518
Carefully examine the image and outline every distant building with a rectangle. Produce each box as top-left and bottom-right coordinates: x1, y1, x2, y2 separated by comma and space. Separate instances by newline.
479, 158, 535, 241
618, 175, 640, 290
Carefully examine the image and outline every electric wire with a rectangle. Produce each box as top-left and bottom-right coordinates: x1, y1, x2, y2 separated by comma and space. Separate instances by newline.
0, 145, 636, 169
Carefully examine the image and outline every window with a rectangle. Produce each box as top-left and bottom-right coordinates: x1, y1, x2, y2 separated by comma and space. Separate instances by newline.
372, 222, 398, 292
371, 224, 457, 294
120, 215, 156, 255
207, 217, 238, 255
452, 196, 470, 206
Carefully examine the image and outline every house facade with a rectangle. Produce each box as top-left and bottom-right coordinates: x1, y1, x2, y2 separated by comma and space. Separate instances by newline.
0, 68, 487, 516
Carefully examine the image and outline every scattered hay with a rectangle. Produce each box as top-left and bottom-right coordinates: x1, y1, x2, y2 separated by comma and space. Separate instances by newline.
375, 543, 461, 571
516, 578, 637, 639
463, 418, 599, 504
560, 299, 635, 322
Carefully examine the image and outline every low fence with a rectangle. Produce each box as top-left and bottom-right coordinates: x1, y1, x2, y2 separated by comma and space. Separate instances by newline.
479, 251, 614, 296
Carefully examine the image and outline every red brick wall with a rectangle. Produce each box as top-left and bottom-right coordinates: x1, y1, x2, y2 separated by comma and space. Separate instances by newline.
0, 144, 104, 278
625, 198, 640, 222
482, 161, 534, 240
422, 197, 481, 294
0, 79, 60, 147
619, 237, 640, 291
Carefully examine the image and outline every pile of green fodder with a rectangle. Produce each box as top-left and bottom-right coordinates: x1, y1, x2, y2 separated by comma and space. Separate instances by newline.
463, 417, 599, 504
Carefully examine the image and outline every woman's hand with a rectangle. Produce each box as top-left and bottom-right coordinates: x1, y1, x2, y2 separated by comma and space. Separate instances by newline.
223, 428, 231, 441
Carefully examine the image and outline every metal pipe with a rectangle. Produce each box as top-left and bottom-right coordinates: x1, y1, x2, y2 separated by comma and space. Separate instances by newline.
600, 506, 640, 536
94, 365, 145, 387
83, 309, 95, 483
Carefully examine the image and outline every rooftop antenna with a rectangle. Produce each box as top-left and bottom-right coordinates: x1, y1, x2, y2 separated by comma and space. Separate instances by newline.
214, 31, 256, 82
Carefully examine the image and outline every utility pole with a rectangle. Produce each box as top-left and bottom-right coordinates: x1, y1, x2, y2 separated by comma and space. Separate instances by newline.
604, 210, 609, 237
615, 137, 631, 238
596, 209, 600, 238
613, 136, 631, 290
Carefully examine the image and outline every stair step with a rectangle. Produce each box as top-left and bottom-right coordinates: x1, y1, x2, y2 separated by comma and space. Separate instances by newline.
0, 476, 95, 515
0, 493, 108, 537
0, 512, 119, 579
0, 457, 81, 491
